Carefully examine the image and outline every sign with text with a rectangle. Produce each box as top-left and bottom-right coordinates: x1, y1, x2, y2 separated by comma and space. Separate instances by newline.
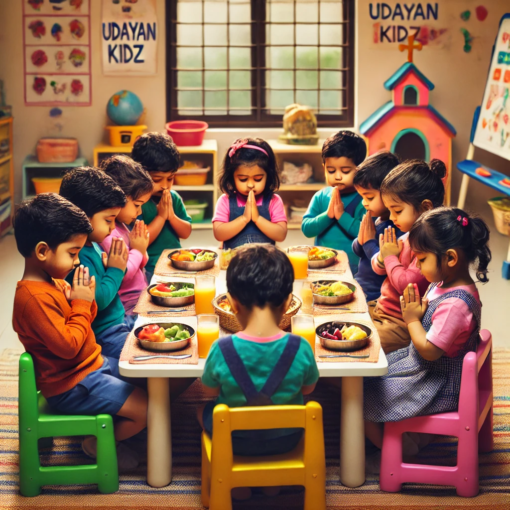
102, 0, 157, 76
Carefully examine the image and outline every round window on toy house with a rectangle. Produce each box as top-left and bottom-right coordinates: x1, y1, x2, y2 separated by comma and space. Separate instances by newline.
392, 129, 429, 162
403, 86, 419, 105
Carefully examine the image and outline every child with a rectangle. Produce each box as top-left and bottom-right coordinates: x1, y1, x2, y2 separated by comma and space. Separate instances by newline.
131, 132, 192, 280
100, 155, 153, 315
12, 193, 147, 470
60, 167, 132, 359
364, 207, 491, 456
213, 138, 287, 248
301, 131, 367, 274
370, 159, 446, 354
352, 151, 403, 301
198, 245, 319, 499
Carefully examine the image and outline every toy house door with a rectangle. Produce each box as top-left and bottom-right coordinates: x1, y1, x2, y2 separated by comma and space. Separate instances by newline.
391, 129, 429, 162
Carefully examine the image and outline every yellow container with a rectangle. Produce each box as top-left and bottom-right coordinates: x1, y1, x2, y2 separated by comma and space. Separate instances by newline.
32, 177, 63, 194
105, 125, 147, 146
488, 197, 510, 236
174, 166, 210, 186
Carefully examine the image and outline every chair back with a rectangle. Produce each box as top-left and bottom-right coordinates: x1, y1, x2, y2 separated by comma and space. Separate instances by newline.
18, 353, 40, 434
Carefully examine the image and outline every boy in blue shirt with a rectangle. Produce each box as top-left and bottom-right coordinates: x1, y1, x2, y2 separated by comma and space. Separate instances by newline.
352, 151, 403, 301
61, 167, 133, 359
301, 131, 367, 274
131, 133, 192, 281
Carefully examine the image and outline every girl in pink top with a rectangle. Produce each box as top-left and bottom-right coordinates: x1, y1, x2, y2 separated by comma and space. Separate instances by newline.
364, 207, 491, 454
213, 138, 287, 249
100, 155, 153, 315
370, 159, 447, 354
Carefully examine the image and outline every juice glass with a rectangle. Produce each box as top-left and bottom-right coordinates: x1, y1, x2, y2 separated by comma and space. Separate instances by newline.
195, 275, 216, 315
288, 246, 309, 280
300, 281, 314, 314
197, 314, 220, 358
291, 315, 316, 354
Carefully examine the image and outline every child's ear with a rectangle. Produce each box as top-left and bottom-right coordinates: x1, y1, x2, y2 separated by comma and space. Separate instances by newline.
420, 199, 434, 212
226, 292, 239, 315
445, 249, 459, 268
283, 293, 293, 312
35, 242, 50, 262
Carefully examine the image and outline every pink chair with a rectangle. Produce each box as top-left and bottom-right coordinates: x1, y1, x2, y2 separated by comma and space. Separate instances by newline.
380, 329, 493, 497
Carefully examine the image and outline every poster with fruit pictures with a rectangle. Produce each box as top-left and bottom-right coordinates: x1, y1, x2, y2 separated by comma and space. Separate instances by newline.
473, 15, 510, 161
23, 0, 91, 106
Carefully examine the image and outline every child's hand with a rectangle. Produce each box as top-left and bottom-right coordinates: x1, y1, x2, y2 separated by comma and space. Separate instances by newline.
243, 192, 252, 223
333, 188, 344, 220
357, 216, 365, 245
156, 189, 171, 220
129, 220, 149, 255
327, 189, 336, 219
67, 265, 96, 302
250, 190, 259, 223
379, 227, 403, 260
167, 190, 176, 221
400, 283, 428, 325
107, 238, 129, 272
362, 211, 376, 243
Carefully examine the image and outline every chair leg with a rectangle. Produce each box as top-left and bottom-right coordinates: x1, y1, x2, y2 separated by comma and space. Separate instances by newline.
209, 480, 232, 510
479, 406, 494, 453
380, 426, 403, 493
304, 474, 326, 510
201, 438, 211, 508
96, 416, 119, 494
19, 428, 42, 497
456, 433, 479, 497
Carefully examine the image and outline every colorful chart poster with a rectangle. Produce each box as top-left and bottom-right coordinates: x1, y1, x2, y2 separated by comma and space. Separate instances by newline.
101, 0, 158, 76
473, 15, 510, 161
23, 0, 91, 106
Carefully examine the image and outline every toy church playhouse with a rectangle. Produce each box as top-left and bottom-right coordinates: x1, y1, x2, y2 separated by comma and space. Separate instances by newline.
360, 36, 456, 204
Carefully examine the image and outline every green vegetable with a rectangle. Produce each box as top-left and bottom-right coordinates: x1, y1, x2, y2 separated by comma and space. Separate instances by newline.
169, 289, 194, 297
165, 326, 179, 338
176, 330, 190, 340
319, 251, 336, 260
195, 251, 215, 262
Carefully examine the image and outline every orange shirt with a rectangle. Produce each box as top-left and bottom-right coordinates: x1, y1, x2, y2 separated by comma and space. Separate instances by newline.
13, 280, 103, 398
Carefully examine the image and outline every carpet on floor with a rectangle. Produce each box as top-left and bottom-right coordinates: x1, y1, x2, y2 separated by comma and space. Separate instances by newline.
1, 348, 509, 510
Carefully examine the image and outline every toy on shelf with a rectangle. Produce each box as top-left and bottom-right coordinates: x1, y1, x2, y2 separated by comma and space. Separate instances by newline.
279, 104, 319, 145
457, 14, 510, 279
360, 35, 456, 204
36, 138, 78, 163
105, 90, 146, 146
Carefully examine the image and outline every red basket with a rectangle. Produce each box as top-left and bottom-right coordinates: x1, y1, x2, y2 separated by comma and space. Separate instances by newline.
165, 121, 208, 147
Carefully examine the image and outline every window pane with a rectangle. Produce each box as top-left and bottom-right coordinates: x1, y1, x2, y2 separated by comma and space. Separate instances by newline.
205, 91, 227, 114
320, 24, 343, 45
269, 1, 294, 22
177, 47, 202, 68
296, 70, 318, 89
268, 46, 294, 69
296, 47, 318, 68
177, 24, 202, 46
205, 71, 227, 88
296, 0, 318, 23
177, 1, 202, 23
230, 91, 251, 111
178, 71, 203, 88
229, 47, 251, 68
230, 70, 251, 88
268, 90, 293, 110
320, 1, 343, 22
296, 24, 318, 46
268, 70, 294, 89
268, 24, 294, 45
204, 24, 227, 46
320, 90, 342, 113
178, 91, 202, 112
230, 2, 251, 23
204, 0, 227, 22
296, 90, 318, 108
320, 47, 342, 68
230, 24, 251, 46
205, 47, 227, 68
320, 70, 342, 89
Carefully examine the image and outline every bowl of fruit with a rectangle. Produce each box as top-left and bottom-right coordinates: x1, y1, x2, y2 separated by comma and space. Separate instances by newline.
148, 282, 195, 307
308, 247, 338, 269
168, 248, 217, 271
312, 280, 355, 305
135, 322, 195, 351
316, 321, 371, 351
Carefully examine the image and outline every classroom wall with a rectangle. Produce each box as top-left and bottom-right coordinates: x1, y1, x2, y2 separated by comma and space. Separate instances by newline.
0, 0, 509, 216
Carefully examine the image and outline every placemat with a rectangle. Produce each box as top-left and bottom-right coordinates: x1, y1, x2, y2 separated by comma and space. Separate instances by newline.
308, 250, 350, 277
154, 249, 221, 277
314, 314, 380, 363
120, 330, 199, 365
311, 279, 368, 316
133, 288, 197, 317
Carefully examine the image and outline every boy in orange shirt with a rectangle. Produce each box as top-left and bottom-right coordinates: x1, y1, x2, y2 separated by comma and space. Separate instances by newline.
12, 193, 147, 471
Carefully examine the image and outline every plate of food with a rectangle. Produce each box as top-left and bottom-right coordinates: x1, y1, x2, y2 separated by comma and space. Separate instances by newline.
168, 249, 217, 271
308, 247, 338, 269
147, 282, 195, 307
316, 321, 371, 352
312, 280, 356, 305
135, 322, 195, 352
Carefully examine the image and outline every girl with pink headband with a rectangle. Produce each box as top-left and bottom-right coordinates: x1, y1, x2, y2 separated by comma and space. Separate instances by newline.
213, 138, 288, 248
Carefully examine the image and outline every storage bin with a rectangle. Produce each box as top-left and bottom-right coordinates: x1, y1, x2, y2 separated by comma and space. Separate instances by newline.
289, 205, 307, 223
166, 121, 208, 146
184, 199, 208, 222
175, 166, 210, 186
36, 138, 78, 163
32, 177, 63, 195
488, 197, 510, 236
105, 125, 147, 146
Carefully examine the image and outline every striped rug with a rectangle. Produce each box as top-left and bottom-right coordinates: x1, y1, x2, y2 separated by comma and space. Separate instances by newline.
1, 347, 509, 509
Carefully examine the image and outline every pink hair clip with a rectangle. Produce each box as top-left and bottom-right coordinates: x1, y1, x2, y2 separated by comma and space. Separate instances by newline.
228, 140, 269, 159
457, 215, 468, 227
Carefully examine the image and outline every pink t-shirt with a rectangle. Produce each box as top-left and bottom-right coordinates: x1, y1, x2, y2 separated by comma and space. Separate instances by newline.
212, 193, 287, 224
236, 331, 286, 343
425, 283, 481, 358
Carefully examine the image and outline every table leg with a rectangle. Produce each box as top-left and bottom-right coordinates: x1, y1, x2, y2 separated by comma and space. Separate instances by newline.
147, 377, 172, 487
340, 377, 365, 487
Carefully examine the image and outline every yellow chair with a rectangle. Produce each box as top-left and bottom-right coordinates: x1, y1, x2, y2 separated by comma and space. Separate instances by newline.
201, 401, 326, 510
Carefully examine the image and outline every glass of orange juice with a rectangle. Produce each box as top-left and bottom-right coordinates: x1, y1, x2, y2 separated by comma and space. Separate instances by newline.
195, 275, 216, 315
291, 314, 316, 354
197, 314, 220, 358
288, 246, 309, 280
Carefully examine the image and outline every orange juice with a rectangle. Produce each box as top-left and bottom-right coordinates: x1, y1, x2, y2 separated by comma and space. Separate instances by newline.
300, 285, 314, 312
288, 251, 309, 279
197, 321, 220, 358
292, 324, 316, 353
195, 287, 216, 315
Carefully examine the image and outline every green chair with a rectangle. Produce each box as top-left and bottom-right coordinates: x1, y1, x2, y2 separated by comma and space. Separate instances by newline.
18, 353, 119, 496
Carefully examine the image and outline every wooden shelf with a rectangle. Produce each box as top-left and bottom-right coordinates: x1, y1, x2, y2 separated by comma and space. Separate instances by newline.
288, 222, 303, 230
268, 140, 325, 153
280, 183, 325, 191
191, 221, 213, 230
173, 185, 214, 192
0, 155, 11, 166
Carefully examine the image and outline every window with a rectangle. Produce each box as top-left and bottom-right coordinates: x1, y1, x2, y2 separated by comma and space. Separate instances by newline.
403, 85, 418, 105
167, 0, 355, 127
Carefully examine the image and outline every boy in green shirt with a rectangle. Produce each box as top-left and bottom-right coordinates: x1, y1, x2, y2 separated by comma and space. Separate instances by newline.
302, 131, 367, 274
131, 133, 192, 280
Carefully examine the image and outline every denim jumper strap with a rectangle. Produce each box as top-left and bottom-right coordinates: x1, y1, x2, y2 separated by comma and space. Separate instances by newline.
223, 193, 275, 249
344, 193, 363, 217
218, 334, 301, 406
364, 284, 481, 423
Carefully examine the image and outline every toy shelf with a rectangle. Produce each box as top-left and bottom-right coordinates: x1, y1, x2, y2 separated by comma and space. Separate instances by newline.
0, 117, 13, 237
457, 159, 510, 196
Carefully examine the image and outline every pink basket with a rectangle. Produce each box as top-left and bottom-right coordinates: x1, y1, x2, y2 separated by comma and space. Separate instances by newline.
165, 121, 208, 147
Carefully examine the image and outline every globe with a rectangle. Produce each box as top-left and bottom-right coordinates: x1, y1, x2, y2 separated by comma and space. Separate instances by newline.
106, 90, 144, 126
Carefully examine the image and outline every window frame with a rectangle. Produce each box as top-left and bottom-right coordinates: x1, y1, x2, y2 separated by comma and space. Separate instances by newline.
166, 0, 355, 128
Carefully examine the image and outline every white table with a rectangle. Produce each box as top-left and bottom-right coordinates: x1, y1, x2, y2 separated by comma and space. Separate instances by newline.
119, 265, 388, 489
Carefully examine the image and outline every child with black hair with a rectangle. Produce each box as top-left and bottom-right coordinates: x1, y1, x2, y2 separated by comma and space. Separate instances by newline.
131, 132, 192, 279
364, 207, 491, 458
370, 159, 446, 354
100, 155, 153, 315
302, 130, 367, 273
60, 167, 132, 359
13, 194, 147, 471
213, 138, 287, 248
352, 151, 403, 301
198, 245, 319, 499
